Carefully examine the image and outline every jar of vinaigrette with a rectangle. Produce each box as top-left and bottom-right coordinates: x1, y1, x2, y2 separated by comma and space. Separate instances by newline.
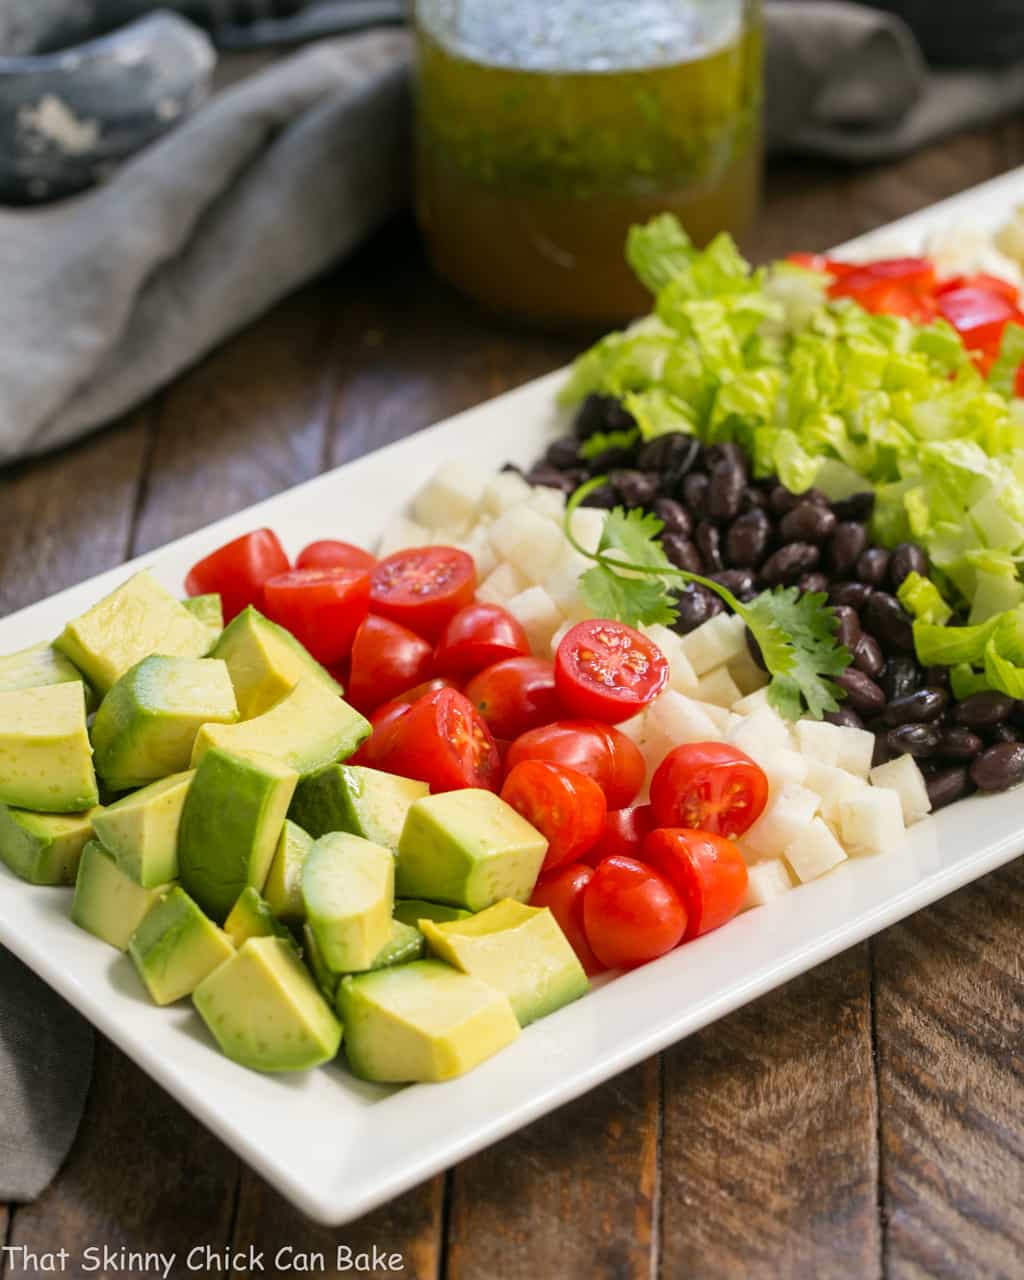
413, 0, 763, 330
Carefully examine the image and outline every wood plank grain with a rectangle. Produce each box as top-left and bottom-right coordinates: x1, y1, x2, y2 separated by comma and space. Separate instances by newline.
445, 1059, 658, 1280
659, 946, 880, 1279
875, 862, 1024, 1279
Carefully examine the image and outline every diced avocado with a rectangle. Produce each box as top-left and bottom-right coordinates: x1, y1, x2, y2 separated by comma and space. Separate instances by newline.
128, 886, 234, 1005
178, 747, 298, 922
302, 922, 339, 1001
71, 840, 171, 951
393, 899, 472, 928
0, 683, 98, 813
369, 919, 425, 970
396, 790, 547, 912
54, 570, 213, 696
224, 886, 294, 947
211, 606, 342, 719
191, 677, 369, 779
182, 593, 224, 633
0, 803, 99, 886
421, 899, 588, 1027
194, 936, 342, 1072
91, 770, 192, 888
90, 656, 238, 791
290, 764, 428, 850
338, 959, 520, 1083
302, 832, 393, 972
263, 819, 313, 926
0, 641, 96, 711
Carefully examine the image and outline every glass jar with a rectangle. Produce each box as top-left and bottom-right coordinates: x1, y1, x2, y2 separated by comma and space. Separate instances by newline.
413, 0, 762, 331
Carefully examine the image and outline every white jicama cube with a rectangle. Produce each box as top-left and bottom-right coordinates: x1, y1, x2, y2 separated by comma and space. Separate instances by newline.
542, 549, 594, 622
527, 486, 567, 522
802, 760, 847, 800
741, 783, 820, 860
785, 817, 848, 883
679, 613, 748, 675
835, 726, 877, 779
728, 648, 770, 697
818, 772, 868, 831
568, 506, 606, 555
839, 787, 906, 857
640, 624, 699, 696
732, 687, 772, 716
481, 470, 532, 517
794, 719, 844, 768
696, 665, 743, 709
376, 516, 432, 558
505, 587, 564, 654
727, 706, 792, 763
760, 747, 809, 794
869, 755, 932, 826
696, 700, 733, 733
647, 691, 721, 747
743, 859, 795, 910
476, 561, 528, 607
412, 460, 491, 531
489, 506, 566, 580
616, 711, 648, 746
548, 619, 574, 658
453, 526, 497, 579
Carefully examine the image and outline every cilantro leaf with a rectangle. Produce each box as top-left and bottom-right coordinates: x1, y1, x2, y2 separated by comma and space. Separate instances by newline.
598, 507, 675, 572
579, 428, 640, 461
740, 588, 849, 720
578, 564, 679, 628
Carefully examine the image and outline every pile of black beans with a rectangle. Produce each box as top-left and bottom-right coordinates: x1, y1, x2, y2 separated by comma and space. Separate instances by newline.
516, 393, 1024, 808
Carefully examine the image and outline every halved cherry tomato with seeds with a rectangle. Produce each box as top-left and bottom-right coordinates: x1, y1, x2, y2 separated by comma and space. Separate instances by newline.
434, 603, 530, 677
370, 547, 476, 640
506, 720, 645, 809
464, 657, 560, 740
530, 862, 604, 975
296, 540, 376, 573
372, 687, 500, 792
185, 528, 290, 623
262, 566, 370, 666
501, 761, 607, 873
554, 620, 668, 724
346, 614, 434, 713
649, 742, 768, 839
582, 856, 686, 970
643, 828, 748, 941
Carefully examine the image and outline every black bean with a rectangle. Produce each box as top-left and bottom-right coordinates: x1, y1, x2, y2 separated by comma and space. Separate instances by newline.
864, 591, 915, 652
889, 542, 928, 590
637, 432, 700, 478
829, 522, 869, 576
573, 393, 619, 440
853, 633, 885, 679
682, 472, 710, 519
653, 497, 692, 538
829, 580, 873, 611
746, 628, 766, 670
855, 547, 890, 588
825, 707, 865, 729
661, 533, 703, 574
872, 733, 892, 768
760, 542, 820, 585
672, 584, 723, 634
886, 724, 942, 757
832, 491, 876, 522
610, 469, 659, 509
970, 743, 1024, 791
938, 728, 984, 761
880, 655, 922, 701
779, 501, 837, 543
883, 688, 948, 726
586, 444, 638, 473
544, 437, 581, 470
953, 691, 1015, 731
525, 466, 578, 493
990, 722, 1023, 745
927, 767, 970, 810
711, 569, 757, 600
741, 486, 769, 512
696, 521, 724, 573
580, 482, 618, 509
768, 484, 800, 516
832, 605, 861, 652
835, 668, 886, 716
706, 442, 747, 474
708, 462, 745, 521
725, 509, 771, 568
799, 573, 830, 595
923, 665, 950, 690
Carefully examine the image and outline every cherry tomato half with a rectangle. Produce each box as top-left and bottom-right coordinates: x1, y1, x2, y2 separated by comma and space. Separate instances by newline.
642, 828, 748, 942
434, 603, 530, 677
262, 566, 370, 666
582, 856, 687, 971
373, 687, 501, 792
554, 620, 668, 724
370, 546, 476, 641
464, 657, 560, 740
530, 863, 604, 975
938, 285, 1023, 360
649, 742, 768, 839
185, 528, 290, 623
501, 761, 607, 873
346, 614, 434, 713
506, 720, 645, 809
584, 804, 655, 866
296, 539, 376, 573
935, 272, 1020, 304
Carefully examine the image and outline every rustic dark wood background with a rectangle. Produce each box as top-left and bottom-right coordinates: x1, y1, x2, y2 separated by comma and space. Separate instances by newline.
3, 122, 1024, 1279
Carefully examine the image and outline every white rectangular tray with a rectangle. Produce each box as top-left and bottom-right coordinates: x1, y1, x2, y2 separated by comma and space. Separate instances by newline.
3, 168, 1024, 1226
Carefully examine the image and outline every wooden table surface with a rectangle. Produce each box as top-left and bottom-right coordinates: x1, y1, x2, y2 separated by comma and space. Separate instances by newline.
4, 122, 1024, 1280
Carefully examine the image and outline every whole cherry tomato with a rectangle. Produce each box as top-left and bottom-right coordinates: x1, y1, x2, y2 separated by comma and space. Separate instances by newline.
643, 828, 748, 941
296, 540, 376, 573
262, 566, 370, 666
650, 742, 768, 839
372, 687, 501, 792
582, 856, 687, 971
369, 546, 476, 640
505, 720, 645, 809
464, 657, 560, 739
501, 761, 607, 873
433, 603, 530, 677
350, 698, 412, 767
554, 619, 668, 724
584, 804, 655, 866
530, 863, 604, 975
185, 528, 289, 623
346, 614, 434, 713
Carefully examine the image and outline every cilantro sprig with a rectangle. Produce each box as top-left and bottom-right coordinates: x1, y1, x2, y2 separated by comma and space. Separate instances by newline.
564, 477, 851, 720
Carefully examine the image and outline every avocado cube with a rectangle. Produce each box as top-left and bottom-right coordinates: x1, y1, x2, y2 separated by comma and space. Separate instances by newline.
263, 819, 313, 926
55, 570, 213, 696
129, 887, 234, 1005
290, 764, 428, 850
338, 960, 520, 1083
91, 770, 193, 888
90, 656, 238, 791
194, 936, 342, 1073
178, 747, 298, 923
393, 899, 473, 928
224, 887, 294, 947
421, 899, 588, 1026
211, 606, 342, 719
396, 790, 547, 912
0, 683, 98, 813
304, 918, 424, 1005
72, 840, 171, 951
182, 593, 224, 633
302, 922, 340, 1002
0, 803, 99, 886
0, 641, 96, 710
302, 832, 394, 972
191, 677, 370, 779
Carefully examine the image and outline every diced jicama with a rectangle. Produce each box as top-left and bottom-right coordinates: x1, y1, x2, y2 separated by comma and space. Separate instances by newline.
727, 706, 791, 764
489, 507, 565, 579
616, 711, 648, 746
527, 487, 567, 523
548, 619, 573, 657
785, 817, 847, 883
640, 624, 699, 696
377, 516, 432, 558
647, 691, 720, 747
567, 507, 606, 555
412, 460, 491, 531
678, 613, 747, 675
505, 587, 564, 653
733, 687, 772, 716
817, 771, 868, 831
743, 858, 795, 909
476, 561, 528, 607
835, 726, 876, 779
869, 755, 932, 825
741, 783, 820, 860
453, 525, 497, 578
728, 648, 770, 697
697, 666, 742, 709
839, 787, 906, 856
760, 748, 809, 794
695, 700, 733, 733
481, 470, 532, 517
794, 719, 844, 767
543, 550, 594, 622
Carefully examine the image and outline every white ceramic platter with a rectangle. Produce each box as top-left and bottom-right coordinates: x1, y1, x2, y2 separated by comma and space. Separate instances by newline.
3, 169, 1024, 1226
